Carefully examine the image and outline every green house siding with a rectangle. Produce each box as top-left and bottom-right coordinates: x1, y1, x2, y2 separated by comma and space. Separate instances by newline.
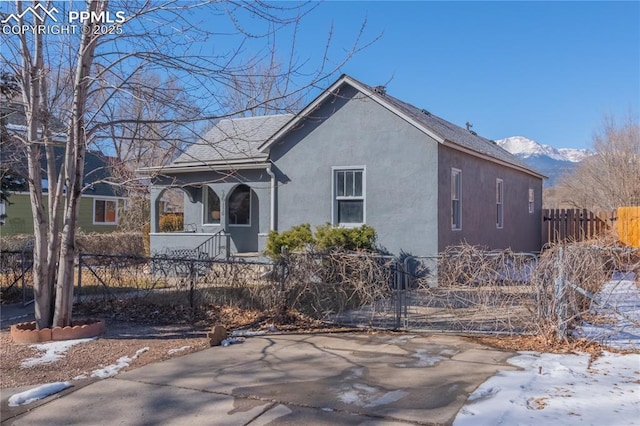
77, 197, 121, 233
0, 194, 122, 236
1, 194, 34, 236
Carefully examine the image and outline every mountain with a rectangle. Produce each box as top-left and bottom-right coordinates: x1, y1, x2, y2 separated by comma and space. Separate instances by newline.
495, 136, 591, 186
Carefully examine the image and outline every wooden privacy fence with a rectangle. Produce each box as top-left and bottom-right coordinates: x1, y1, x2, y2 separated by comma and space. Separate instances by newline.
617, 206, 640, 247
542, 209, 615, 245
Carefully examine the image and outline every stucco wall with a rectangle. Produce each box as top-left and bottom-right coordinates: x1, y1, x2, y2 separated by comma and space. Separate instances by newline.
151, 169, 270, 254
269, 85, 440, 257
437, 144, 543, 252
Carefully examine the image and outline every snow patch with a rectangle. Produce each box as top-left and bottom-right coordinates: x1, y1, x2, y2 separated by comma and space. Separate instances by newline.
167, 346, 191, 355
90, 347, 149, 378
8, 382, 72, 406
21, 338, 96, 368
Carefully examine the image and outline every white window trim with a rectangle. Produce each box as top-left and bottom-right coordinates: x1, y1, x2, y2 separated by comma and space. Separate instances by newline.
228, 185, 252, 227
202, 186, 221, 226
93, 198, 119, 225
451, 168, 462, 231
331, 166, 366, 227
528, 188, 534, 214
496, 178, 504, 229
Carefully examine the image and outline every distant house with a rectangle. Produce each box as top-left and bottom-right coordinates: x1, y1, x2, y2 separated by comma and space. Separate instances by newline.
143, 75, 544, 258
0, 103, 126, 236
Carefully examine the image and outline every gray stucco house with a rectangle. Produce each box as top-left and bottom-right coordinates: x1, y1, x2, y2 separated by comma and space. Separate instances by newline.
143, 74, 544, 258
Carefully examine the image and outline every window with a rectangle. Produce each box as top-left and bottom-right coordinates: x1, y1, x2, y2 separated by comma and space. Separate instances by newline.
203, 186, 221, 224
451, 169, 462, 230
496, 179, 504, 229
528, 188, 534, 214
94, 199, 117, 225
333, 168, 365, 225
228, 185, 251, 225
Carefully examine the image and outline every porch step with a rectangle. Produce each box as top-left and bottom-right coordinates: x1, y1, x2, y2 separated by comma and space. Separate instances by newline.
231, 252, 260, 258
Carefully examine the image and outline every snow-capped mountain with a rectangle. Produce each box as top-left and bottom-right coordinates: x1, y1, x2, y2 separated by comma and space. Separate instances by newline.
496, 136, 591, 186
496, 136, 590, 163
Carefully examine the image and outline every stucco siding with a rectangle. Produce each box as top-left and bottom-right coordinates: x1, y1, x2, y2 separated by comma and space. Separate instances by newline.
437, 144, 543, 252
270, 86, 440, 256
151, 169, 270, 254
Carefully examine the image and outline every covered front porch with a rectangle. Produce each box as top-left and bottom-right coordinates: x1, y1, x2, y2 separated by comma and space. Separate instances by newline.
149, 168, 274, 259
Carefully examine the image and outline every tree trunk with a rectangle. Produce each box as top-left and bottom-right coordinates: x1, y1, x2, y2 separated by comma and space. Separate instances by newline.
51, 0, 102, 327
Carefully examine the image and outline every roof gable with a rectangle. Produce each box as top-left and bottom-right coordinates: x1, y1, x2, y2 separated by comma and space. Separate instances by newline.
259, 74, 544, 179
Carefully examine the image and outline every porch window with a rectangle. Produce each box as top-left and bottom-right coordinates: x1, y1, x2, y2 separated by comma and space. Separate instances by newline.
333, 168, 365, 225
203, 186, 221, 224
451, 168, 461, 230
94, 199, 117, 225
496, 178, 504, 229
229, 184, 251, 225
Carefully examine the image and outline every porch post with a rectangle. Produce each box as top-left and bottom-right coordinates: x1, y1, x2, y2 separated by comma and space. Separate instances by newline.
150, 186, 164, 233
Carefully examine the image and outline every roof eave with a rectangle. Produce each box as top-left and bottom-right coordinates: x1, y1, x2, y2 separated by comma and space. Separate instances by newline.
442, 140, 547, 180
137, 160, 271, 175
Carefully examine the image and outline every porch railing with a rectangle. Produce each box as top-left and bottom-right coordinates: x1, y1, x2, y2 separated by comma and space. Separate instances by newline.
194, 230, 228, 259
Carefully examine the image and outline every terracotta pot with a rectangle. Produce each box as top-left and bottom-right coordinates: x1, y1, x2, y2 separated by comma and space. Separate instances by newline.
10, 319, 105, 344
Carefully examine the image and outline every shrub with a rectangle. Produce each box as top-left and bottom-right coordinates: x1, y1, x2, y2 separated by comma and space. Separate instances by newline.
77, 232, 145, 256
264, 223, 377, 260
315, 223, 376, 252
142, 222, 151, 256
159, 213, 183, 232
265, 223, 314, 259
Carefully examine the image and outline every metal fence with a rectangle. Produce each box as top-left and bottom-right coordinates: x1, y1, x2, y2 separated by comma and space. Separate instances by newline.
2, 244, 638, 347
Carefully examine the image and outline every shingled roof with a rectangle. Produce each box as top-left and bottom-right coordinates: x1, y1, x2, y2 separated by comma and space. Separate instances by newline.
173, 114, 293, 166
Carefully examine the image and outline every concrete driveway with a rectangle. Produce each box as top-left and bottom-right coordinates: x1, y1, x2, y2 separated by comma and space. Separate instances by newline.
3, 332, 516, 425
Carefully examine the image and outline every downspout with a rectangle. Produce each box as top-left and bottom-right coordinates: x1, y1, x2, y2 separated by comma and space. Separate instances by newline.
266, 162, 276, 231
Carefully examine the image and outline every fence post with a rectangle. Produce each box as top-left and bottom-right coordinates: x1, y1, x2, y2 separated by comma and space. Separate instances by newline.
554, 247, 567, 340
394, 260, 402, 330
278, 247, 288, 313
77, 252, 83, 303
21, 249, 27, 307
188, 259, 195, 309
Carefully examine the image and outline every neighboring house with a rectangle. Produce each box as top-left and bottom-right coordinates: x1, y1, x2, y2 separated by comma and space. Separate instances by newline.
143, 75, 544, 258
1, 103, 126, 236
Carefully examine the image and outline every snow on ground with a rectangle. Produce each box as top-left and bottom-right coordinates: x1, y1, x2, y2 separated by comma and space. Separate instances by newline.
455, 277, 640, 425
8, 382, 72, 407
90, 347, 149, 378
20, 338, 96, 368
573, 276, 640, 350
167, 345, 191, 355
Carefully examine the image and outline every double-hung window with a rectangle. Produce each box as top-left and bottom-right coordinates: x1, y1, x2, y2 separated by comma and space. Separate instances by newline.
333, 168, 365, 225
528, 188, 534, 214
451, 169, 462, 230
496, 178, 504, 229
94, 199, 117, 225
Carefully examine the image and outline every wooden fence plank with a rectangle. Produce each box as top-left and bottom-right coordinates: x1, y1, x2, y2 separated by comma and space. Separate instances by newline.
542, 208, 617, 245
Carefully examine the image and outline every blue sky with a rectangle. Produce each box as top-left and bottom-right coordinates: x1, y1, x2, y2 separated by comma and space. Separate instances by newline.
288, 1, 639, 150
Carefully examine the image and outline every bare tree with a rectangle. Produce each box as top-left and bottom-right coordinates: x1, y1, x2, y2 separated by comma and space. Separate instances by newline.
556, 114, 640, 211
1, 0, 375, 329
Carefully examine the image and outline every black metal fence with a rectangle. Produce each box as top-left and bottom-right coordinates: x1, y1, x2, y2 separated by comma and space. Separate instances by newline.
2, 245, 637, 347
